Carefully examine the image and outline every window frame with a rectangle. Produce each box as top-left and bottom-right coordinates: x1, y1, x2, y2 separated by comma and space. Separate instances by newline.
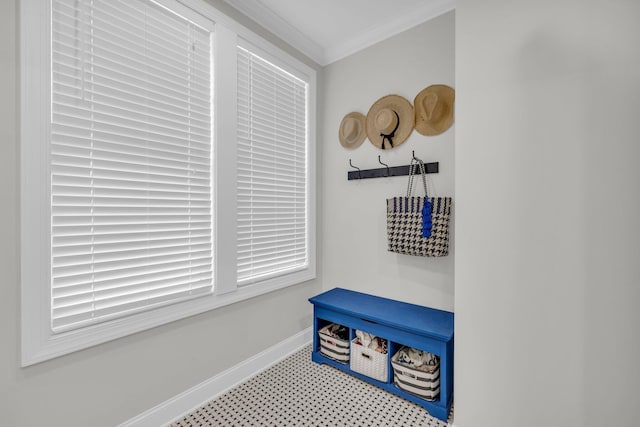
20, 0, 316, 366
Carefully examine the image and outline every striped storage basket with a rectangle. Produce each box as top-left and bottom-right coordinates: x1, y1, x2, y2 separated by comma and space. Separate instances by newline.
318, 324, 350, 363
391, 348, 440, 400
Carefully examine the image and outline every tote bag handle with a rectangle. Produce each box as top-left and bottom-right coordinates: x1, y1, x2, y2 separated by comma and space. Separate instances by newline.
406, 158, 428, 197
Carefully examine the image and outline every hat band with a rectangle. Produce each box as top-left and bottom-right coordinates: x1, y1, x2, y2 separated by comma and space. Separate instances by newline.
380, 111, 400, 150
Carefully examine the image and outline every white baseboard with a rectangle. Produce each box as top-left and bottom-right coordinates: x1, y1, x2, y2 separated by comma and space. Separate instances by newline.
118, 327, 313, 427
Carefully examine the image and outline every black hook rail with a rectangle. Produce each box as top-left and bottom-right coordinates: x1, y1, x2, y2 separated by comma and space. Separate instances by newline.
348, 152, 439, 181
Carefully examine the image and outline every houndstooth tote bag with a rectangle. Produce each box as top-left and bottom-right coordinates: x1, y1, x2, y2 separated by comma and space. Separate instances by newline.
386, 159, 452, 257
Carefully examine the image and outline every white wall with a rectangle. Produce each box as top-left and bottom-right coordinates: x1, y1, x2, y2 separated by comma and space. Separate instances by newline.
0, 1, 321, 425
320, 12, 456, 311
10, 1, 639, 424
455, 1, 640, 426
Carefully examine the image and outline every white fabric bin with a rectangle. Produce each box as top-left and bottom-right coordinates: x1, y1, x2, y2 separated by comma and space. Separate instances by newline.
349, 338, 388, 382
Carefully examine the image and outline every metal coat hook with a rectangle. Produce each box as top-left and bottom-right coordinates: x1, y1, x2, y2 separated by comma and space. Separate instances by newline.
349, 159, 362, 180
412, 150, 421, 162
378, 156, 390, 177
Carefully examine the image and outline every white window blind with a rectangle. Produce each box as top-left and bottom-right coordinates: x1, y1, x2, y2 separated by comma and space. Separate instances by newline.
236, 46, 309, 286
50, 0, 214, 332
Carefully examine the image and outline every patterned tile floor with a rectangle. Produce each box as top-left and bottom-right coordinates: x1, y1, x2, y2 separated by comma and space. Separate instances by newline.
171, 345, 453, 426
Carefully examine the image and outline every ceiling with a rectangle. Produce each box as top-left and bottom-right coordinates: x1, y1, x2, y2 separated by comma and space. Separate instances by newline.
223, 0, 455, 66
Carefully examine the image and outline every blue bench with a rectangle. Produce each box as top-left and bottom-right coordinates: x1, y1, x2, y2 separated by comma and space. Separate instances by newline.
309, 287, 454, 422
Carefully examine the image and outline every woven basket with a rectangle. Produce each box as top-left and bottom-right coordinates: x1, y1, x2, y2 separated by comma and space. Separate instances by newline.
391, 348, 440, 400
318, 324, 350, 363
349, 338, 388, 382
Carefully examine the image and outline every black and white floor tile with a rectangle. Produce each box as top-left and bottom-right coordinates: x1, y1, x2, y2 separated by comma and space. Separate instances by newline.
171, 345, 453, 426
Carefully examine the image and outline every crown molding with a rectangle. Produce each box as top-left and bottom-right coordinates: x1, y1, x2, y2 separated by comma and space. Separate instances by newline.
223, 0, 455, 66
324, 0, 456, 64
222, 0, 326, 65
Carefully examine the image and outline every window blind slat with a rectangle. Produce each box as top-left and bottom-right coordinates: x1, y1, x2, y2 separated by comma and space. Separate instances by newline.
237, 253, 306, 270
52, 127, 211, 157
52, 73, 211, 121
53, 93, 212, 134
53, 221, 213, 234
53, 190, 212, 203
53, 266, 212, 294
238, 245, 305, 258
52, 132, 211, 157
53, 275, 213, 310
51, 161, 212, 184
52, 282, 212, 331
237, 144, 306, 162
52, 179, 212, 194
53, 107, 211, 142
53, 234, 212, 257
53, 243, 213, 270
52, 145, 211, 172
52, 35, 211, 91
52, 252, 212, 284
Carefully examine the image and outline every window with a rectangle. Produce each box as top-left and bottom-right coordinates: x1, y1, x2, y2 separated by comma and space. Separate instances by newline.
21, 0, 316, 365
236, 43, 309, 286
50, 0, 214, 332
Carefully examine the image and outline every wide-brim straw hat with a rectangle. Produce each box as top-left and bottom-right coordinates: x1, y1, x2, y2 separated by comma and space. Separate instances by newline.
414, 84, 455, 136
338, 112, 366, 149
366, 95, 414, 150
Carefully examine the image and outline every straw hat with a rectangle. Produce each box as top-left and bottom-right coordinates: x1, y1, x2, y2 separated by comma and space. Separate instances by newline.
366, 95, 414, 150
414, 84, 455, 136
339, 112, 367, 149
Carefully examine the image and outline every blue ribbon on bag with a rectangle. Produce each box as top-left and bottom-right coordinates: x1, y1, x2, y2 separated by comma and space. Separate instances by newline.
422, 198, 433, 237
407, 158, 433, 238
